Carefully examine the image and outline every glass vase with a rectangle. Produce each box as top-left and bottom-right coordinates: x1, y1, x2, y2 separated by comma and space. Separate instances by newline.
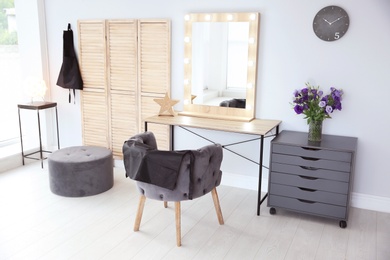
308, 120, 323, 142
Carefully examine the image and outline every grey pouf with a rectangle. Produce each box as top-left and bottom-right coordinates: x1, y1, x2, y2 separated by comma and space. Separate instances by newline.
48, 146, 114, 197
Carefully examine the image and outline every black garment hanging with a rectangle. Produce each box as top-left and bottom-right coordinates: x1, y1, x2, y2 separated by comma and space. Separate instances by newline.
57, 23, 83, 103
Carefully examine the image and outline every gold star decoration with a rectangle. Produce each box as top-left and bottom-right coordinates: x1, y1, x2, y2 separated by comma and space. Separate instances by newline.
153, 92, 179, 116
191, 95, 197, 103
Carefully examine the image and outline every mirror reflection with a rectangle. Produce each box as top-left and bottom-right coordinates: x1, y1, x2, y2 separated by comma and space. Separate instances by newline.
182, 13, 259, 121
192, 22, 249, 108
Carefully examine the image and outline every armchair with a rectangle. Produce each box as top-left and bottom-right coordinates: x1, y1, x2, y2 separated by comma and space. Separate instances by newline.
123, 131, 224, 246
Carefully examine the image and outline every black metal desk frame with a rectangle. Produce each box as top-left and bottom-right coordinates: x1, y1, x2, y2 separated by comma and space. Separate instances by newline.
144, 116, 280, 215
18, 102, 60, 168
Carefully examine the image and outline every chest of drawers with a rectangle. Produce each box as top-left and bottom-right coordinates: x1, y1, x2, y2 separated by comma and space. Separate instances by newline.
267, 130, 357, 228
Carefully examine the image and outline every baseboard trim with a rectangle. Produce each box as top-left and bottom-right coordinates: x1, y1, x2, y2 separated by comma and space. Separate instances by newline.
221, 172, 266, 191
351, 192, 390, 213
0, 147, 50, 173
0, 153, 23, 173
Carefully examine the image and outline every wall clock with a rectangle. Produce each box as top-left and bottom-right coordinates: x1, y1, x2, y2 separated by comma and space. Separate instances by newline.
313, 6, 349, 42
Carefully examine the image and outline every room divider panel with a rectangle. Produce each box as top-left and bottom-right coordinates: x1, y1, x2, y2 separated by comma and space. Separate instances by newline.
78, 19, 171, 158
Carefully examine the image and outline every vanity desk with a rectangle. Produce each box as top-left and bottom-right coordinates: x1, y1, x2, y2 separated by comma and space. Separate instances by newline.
144, 115, 282, 215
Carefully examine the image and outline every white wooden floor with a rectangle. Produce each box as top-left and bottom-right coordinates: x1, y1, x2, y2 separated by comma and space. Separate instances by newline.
0, 162, 389, 260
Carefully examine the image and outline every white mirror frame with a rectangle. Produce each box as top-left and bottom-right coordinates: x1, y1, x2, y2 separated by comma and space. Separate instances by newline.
180, 12, 260, 121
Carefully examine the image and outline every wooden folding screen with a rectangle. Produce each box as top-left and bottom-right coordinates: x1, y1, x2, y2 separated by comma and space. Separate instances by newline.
138, 20, 171, 151
78, 20, 108, 148
78, 19, 171, 158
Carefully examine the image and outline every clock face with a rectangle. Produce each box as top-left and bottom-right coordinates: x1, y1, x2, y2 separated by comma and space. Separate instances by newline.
313, 6, 349, 41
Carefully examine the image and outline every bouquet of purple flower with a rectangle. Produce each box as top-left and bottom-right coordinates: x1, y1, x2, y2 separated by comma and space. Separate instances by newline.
292, 83, 344, 124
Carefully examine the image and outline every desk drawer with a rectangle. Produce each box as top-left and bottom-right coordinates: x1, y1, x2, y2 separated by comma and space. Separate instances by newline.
270, 172, 348, 194
269, 183, 348, 206
272, 153, 351, 172
271, 162, 349, 182
272, 144, 352, 162
268, 195, 347, 219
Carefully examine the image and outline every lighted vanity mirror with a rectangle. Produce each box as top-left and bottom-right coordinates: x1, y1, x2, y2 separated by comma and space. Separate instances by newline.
181, 12, 259, 121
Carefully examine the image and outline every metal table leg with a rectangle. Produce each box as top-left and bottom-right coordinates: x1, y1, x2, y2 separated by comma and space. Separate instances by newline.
55, 106, 60, 149
37, 109, 43, 168
18, 107, 25, 165
257, 135, 265, 215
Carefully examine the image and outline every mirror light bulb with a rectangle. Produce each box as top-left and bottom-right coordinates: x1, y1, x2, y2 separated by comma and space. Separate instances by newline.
184, 58, 190, 64
205, 14, 211, 21
250, 14, 256, 21
184, 15, 190, 21
184, 37, 190, 43
227, 14, 233, 21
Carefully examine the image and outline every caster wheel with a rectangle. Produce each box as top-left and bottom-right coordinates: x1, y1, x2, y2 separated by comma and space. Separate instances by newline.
339, 220, 347, 228
269, 207, 276, 215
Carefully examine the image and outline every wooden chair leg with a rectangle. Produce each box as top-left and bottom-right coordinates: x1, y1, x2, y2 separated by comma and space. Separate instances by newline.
134, 195, 146, 231
175, 201, 181, 247
211, 188, 224, 225
164, 201, 168, 208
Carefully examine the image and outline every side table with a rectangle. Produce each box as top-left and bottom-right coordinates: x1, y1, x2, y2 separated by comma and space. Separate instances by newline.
18, 101, 60, 168
267, 130, 357, 228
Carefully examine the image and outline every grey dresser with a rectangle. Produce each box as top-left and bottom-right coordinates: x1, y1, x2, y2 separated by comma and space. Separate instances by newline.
267, 130, 357, 228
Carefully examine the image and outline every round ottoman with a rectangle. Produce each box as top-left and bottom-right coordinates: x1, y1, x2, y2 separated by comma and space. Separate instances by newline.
48, 146, 113, 197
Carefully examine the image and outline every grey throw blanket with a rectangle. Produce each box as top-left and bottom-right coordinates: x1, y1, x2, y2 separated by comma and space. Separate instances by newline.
123, 139, 194, 194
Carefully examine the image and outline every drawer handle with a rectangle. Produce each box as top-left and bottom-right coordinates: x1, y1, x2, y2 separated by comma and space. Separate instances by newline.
299, 175, 318, 180
300, 166, 319, 171
298, 199, 316, 204
302, 147, 321, 152
301, 156, 319, 161
298, 187, 317, 192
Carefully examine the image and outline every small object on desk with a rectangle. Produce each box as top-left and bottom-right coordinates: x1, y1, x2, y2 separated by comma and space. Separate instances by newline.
191, 94, 197, 103
153, 92, 179, 116
18, 101, 60, 168
23, 77, 47, 102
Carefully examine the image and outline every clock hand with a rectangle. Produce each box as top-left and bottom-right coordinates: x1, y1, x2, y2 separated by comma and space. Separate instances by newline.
322, 18, 331, 25
330, 16, 345, 25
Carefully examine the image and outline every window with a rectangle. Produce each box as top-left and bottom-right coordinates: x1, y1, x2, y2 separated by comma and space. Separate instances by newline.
226, 22, 249, 90
0, 0, 21, 148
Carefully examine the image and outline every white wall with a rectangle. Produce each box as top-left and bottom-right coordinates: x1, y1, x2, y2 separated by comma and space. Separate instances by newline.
41, 0, 390, 209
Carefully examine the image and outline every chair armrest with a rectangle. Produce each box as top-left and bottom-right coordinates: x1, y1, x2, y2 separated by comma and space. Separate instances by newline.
123, 139, 156, 179
190, 144, 223, 199
129, 131, 158, 149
